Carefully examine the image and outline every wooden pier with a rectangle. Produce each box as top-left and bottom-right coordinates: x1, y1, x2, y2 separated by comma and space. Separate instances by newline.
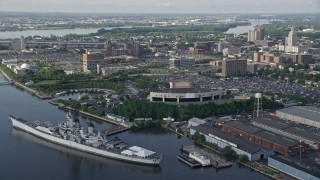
180, 145, 232, 169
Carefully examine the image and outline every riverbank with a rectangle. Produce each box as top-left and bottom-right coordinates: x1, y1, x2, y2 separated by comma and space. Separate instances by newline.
49, 100, 132, 128
0, 68, 52, 99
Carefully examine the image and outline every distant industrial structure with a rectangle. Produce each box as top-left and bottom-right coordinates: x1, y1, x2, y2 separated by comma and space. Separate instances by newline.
149, 81, 222, 103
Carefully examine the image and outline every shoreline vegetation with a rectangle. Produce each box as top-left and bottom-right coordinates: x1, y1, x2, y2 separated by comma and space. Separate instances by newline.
0, 22, 251, 37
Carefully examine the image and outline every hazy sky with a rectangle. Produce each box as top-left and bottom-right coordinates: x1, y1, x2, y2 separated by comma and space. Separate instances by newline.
0, 0, 319, 13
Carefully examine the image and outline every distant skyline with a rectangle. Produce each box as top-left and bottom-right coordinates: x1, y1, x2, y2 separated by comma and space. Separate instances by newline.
0, 0, 319, 14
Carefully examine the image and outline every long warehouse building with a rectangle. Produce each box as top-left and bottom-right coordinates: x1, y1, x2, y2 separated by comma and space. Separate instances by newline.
276, 106, 320, 129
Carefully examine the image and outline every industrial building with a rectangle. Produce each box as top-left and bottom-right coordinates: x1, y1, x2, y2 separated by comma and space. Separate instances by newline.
276, 106, 320, 129
222, 121, 309, 155
221, 59, 247, 77
149, 81, 222, 103
268, 155, 320, 180
252, 117, 320, 149
190, 124, 274, 161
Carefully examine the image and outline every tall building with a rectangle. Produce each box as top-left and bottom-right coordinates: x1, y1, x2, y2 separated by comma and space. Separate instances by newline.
279, 27, 308, 53
169, 57, 195, 69
286, 27, 298, 46
247, 27, 265, 42
124, 40, 140, 56
11, 36, 25, 51
83, 51, 106, 73
222, 59, 247, 77
217, 41, 231, 52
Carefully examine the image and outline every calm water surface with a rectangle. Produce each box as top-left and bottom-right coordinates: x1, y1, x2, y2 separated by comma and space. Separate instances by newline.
0, 73, 269, 180
0, 19, 270, 39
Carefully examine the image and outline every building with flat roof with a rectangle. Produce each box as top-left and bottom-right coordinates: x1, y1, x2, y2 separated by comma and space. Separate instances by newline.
221, 59, 247, 77
283, 53, 314, 65
253, 51, 283, 64
149, 81, 222, 103
268, 155, 320, 180
169, 57, 195, 69
11, 36, 25, 51
276, 106, 320, 129
222, 121, 309, 155
191, 124, 274, 161
248, 27, 265, 42
252, 117, 320, 150
188, 117, 206, 127
83, 51, 106, 73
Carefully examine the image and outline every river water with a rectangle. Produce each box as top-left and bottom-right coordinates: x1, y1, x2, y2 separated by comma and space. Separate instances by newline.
225, 19, 270, 34
0, 19, 270, 39
0, 73, 268, 180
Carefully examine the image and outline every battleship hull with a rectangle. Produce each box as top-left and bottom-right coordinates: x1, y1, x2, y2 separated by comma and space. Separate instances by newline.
10, 116, 161, 165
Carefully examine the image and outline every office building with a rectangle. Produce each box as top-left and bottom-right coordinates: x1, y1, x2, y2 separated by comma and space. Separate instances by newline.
83, 51, 106, 73
169, 57, 195, 69
221, 59, 247, 77
282, 53, 314, 65
11, 36, 25, 51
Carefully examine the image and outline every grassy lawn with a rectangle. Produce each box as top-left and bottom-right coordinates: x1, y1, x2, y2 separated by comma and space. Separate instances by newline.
34, 80, 59, 86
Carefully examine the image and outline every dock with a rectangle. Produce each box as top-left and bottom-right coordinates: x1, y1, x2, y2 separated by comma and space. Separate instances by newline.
104, 126, 129, 136
178, 154, 201, 168
180, 145, 232, 169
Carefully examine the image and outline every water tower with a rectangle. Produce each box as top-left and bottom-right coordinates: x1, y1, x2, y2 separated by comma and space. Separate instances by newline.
253, 93, 263, 117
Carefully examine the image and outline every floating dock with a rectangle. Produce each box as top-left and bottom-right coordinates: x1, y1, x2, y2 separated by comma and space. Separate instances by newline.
180, 145, 232, 169
178, 154, 201, 168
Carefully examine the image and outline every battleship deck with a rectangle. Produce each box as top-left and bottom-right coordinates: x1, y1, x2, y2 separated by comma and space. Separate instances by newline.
181, 145, 232, 169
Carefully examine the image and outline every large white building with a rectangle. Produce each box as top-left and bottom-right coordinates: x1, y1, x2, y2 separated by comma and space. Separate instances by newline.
149, 81, 222, 103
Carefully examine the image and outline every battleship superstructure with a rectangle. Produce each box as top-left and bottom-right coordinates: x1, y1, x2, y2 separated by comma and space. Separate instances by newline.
9, 113, 162, 165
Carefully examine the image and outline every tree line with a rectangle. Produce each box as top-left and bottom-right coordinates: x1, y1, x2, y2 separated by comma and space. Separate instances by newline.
111, 98, 283, 121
